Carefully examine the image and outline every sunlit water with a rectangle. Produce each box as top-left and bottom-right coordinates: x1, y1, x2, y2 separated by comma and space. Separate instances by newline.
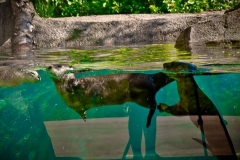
0, 43, 240, 160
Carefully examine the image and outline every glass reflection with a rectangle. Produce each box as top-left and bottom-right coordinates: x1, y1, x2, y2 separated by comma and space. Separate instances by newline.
159, 61, 238, 160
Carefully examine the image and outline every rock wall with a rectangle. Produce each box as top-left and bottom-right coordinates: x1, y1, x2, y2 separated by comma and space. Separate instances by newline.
224, 4, 240, 42
32, 13, 223, 49
175, 4, 240, 51
0, 0, 225, 51
1, 0, 238, 52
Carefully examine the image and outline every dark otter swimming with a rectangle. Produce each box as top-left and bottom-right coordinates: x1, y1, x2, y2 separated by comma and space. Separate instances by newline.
159, 61, 237, 159
47, 64, 173, 128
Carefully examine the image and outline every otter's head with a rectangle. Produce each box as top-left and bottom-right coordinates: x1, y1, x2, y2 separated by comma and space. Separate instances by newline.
24, 69, 41, 82
47, 64, 76, 80
163, 61, 197, 73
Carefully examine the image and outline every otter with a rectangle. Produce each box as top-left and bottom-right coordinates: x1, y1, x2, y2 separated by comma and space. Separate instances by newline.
47, 64, 173, 128
159, 61, 237, 159
0, 66, 40, 87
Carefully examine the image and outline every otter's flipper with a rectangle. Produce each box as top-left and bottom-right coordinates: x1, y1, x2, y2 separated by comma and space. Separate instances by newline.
76, 110, 87, 122
146, 108, 156, 128
82, 111, 86, 122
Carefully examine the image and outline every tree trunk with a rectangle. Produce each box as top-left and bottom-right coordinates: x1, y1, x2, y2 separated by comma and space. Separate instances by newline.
10, 0, 35, 58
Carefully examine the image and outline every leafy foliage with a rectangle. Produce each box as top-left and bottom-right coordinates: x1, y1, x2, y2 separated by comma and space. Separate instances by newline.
162, 0, 239, 13
30, 0, 240, 17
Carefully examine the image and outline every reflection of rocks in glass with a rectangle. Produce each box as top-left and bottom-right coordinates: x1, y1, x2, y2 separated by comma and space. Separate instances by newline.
159, 61, 237, 159
0, 65, 40, 87
47, 64, 173, 128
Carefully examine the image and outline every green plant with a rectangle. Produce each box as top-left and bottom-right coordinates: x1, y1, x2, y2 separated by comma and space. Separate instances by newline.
31, 0, 240, 17
162, 0, 239, 13
31, 0, 56, 17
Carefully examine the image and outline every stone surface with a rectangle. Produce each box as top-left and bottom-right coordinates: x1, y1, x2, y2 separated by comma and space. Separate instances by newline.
0, 0, 225, 51
32, 13, 223, 49
224, 3, 240, 41
0, 0, 239, 52
175, 4, 240, 51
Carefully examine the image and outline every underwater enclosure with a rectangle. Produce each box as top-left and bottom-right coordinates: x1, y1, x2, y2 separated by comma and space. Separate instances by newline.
0, 43, 240, 160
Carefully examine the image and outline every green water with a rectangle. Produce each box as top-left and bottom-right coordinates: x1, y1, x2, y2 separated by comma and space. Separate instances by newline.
1, 43, 240, 159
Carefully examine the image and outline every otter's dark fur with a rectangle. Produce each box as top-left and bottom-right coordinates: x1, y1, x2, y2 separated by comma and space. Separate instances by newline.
159, 61, 237, 159
47, 64, 173, 128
